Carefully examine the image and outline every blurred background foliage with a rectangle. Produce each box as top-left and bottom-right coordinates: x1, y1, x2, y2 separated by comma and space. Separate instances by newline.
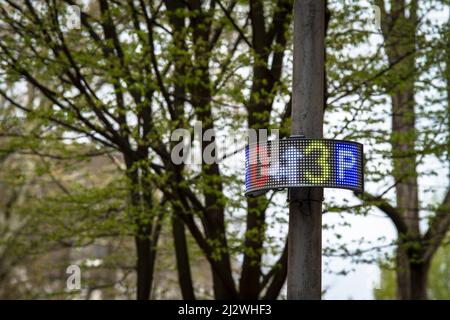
0, 0, 448, 299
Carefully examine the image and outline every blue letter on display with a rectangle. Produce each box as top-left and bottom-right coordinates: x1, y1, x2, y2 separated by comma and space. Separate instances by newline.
335, 142, 359, 188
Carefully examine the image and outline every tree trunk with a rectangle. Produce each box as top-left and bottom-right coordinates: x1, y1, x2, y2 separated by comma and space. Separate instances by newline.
202, 199, 234, 299
239, 197, 266, 299
172, 215, 196, 300
395, 246, 411, 299
125, 159, 158, 300
409, 261, 429, 300
396, 253, 430, 300
184, 0, 235, 300
379, 0, 423, 300
135, 231, 153, 300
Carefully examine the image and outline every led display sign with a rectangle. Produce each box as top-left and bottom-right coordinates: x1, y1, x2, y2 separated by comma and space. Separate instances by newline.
245, 138, 364, 197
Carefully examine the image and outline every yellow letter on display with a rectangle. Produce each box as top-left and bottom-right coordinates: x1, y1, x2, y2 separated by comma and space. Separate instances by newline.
304, 141, 330, 184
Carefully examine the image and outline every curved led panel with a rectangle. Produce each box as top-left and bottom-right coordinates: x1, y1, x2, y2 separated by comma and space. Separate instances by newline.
245, 138, 364, 197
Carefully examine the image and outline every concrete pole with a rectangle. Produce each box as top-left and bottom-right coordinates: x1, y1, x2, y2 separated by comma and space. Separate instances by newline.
287, 0, 325, 300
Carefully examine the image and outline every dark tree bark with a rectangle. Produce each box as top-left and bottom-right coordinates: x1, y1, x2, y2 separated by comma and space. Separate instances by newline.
380, 0, 421, 300
187, 0, 235, 299
409, 260, 430, 300
125, 157, 161, 300
172, 215, 196, 300
240, 0, 293, 300
262, 242, 288, 300
164, 0, 196, 300
162, 0, 294, 299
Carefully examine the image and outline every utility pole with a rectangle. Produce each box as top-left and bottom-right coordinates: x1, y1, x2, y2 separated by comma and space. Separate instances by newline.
288, 0, 325, 300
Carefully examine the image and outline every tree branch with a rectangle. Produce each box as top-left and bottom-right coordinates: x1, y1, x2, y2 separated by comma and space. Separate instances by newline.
422, 189, 450, 262
357, 191, 409, 235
